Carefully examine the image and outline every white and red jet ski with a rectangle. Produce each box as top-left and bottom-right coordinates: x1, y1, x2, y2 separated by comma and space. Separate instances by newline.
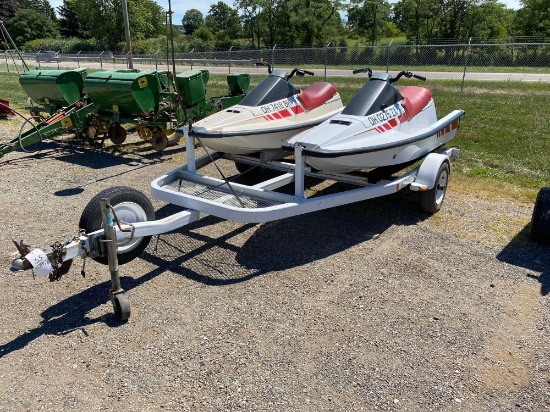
189, 64, 343, 155
283, 69, 465, 173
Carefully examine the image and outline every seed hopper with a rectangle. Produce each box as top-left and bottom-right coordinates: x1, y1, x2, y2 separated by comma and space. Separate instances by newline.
0, 68, 250, 158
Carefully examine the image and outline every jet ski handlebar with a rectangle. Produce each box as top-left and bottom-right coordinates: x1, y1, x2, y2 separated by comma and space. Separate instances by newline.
353, 67, 373, 77
390, 70, 427, 83
255, 62, 314, 80
288, 68, 314, 79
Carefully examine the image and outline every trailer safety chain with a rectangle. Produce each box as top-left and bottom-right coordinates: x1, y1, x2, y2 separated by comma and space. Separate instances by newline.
47, 237, 79, 282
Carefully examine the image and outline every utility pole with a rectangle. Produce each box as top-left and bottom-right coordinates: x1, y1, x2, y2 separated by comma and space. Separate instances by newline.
167, 0, 177, 76
121, 0, 133, 69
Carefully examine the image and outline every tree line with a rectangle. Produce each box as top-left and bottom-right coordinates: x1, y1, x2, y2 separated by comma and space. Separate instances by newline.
0, 0, 548, 52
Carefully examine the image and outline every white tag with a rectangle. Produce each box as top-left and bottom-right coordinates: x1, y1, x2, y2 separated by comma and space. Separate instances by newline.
25, 249, 53, 278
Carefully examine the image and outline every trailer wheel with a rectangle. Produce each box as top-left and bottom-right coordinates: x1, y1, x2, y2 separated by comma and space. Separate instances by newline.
420, 161, 449, 214
151, 130, 168, 152
530, 187, 550, 243
111, 291, 131, 321
79, 186, 155, 265
109, 125, 127, 145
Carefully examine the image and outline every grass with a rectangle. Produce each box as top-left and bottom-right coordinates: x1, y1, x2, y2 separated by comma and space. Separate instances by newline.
1, 69, 548, 202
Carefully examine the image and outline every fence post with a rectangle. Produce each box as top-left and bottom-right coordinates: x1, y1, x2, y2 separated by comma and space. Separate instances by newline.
77, 50, 81, 68
461, 38, 471, 92
100, 51, 104, 69
324, 42, 331, 81
189, 48, 194, 70
4, 51, 9, 72
272, 44, 276, 69
37, 49, 41, 69
386, 39, 393, 73
228, 46, 233, 74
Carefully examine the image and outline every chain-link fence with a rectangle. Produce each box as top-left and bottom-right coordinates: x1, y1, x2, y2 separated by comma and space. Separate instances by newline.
3, 42, 550, 84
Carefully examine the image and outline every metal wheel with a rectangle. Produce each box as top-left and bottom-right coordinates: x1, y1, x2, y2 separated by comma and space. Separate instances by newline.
151, 130, 168, 152
420, 161, 449, 214
108, 124, 127, 145
79, 186, 155, 265
136, 124, 153, 141
111, 291, 131, 321
530, 187, 550, 243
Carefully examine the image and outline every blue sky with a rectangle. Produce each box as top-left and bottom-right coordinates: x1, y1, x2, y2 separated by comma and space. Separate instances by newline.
48, 0, 523, 24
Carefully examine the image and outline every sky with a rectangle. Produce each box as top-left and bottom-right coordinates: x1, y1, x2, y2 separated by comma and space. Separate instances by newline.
47, 0, 523, 24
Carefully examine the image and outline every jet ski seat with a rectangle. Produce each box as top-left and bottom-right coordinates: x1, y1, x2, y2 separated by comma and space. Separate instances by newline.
400, 86, 432, 119
297, 82, 337, 111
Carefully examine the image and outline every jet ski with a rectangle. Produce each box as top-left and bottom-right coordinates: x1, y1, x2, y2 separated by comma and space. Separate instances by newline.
190, 63, 343, 155
282, 69, 465, 173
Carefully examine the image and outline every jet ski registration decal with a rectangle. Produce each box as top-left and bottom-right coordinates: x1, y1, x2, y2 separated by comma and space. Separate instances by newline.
260, 96, 300, 115
366, 103, 403, 126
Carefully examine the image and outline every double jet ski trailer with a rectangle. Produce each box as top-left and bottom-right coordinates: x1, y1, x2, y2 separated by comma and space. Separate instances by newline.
11, 129, 460, 320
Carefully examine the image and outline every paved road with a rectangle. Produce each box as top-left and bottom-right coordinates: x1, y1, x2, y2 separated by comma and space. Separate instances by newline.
30, 59, 550, 82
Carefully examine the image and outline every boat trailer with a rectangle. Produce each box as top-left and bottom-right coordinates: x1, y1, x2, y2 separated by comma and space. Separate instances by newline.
10, 130, 460, 320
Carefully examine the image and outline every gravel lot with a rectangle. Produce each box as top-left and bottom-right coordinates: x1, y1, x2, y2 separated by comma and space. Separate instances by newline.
0, 133, 548, 411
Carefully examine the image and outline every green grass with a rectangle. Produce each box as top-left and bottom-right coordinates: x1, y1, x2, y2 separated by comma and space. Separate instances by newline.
1, 69, 548, 201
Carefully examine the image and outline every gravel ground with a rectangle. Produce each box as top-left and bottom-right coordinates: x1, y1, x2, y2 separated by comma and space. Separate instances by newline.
0, 134, 548, 411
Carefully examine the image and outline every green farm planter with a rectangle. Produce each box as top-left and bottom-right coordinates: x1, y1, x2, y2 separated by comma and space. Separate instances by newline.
84, 69, 161, 118
19, 68, 87, 113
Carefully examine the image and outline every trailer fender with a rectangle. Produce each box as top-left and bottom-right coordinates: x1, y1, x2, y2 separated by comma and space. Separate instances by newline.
410, 153, 450, 191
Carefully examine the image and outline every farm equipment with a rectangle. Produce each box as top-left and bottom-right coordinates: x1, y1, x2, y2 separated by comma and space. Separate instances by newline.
0, 99, 14, 119
0, 68, 250, 158
19, 68, 88, 117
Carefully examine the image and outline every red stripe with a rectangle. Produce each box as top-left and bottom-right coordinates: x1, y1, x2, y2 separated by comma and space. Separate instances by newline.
272, 112, 282, 119
383, 123, 392, 131
291, 105, 304, 114
280, 109, 292, 117
389, 118, 398, 127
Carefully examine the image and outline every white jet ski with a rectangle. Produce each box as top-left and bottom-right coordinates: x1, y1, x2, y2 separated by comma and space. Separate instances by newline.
282, 69, 465, 173
189, 64, 343, 155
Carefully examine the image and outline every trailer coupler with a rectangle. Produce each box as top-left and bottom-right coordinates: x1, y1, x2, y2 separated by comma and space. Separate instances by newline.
10, 237, 81, 281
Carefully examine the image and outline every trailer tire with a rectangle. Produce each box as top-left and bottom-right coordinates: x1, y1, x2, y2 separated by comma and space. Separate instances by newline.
79, 186, 155, 265
530, 187, 550, 243
111, 291, 131, 321
420, 161, 449, 214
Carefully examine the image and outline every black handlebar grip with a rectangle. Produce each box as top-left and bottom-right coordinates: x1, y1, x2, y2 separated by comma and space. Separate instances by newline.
413, 74, 427, 81
303, 70, 314, 76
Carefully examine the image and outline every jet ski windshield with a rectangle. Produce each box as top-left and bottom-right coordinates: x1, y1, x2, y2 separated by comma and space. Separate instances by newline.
239, 76, 300, 107
341, 80, 402, 117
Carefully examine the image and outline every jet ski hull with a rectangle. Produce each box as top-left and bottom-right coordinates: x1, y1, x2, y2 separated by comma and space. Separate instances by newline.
297, 110, 464, 173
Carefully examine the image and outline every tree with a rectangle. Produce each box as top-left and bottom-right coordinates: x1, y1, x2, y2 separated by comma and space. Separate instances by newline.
8, 9, 58, 46
57, 0, 92, 38
514, 0, 550, 37
348, 0, 392, 45
1, 0, 19, 29
393, 0, 440, 44
293, 0, 344, 46
17, 0, 56, 21
205, 2, 242, 38
234, 0, 261, 47
182, 9, 203, 35
55, 0, 164, 50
